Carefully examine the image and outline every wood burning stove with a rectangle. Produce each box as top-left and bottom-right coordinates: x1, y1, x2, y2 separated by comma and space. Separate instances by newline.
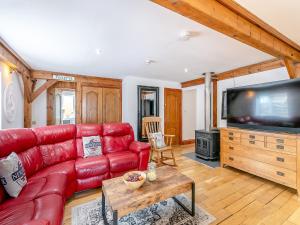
195, 72, 220, 160
195, 129, 220, 160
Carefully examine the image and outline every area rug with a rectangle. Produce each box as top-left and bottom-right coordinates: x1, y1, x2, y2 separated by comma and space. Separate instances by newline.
183, 152, 220, 168
72, 194, 215, 225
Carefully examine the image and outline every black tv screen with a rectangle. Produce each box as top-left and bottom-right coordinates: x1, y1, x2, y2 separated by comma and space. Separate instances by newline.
227, 78, 300, 133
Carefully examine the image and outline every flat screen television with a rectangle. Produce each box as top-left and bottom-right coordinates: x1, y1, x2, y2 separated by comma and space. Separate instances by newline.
226, 78, 300, 133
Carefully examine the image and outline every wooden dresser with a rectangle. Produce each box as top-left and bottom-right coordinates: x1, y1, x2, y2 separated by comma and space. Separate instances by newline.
221, 127, 300, 196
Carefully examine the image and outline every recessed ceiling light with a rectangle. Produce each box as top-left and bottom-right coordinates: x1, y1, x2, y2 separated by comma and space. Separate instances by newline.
145, 59, 155, 64
184, 68, 189, 73
179, 31, 192, 41
95, 49, 101, 55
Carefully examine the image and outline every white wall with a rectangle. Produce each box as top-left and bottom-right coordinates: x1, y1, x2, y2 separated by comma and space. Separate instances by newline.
0, 63, 24, 129
217, 67, 289, 127
122, 76, 181, 138
182, 89, 196, 140
31, 79, 47, 127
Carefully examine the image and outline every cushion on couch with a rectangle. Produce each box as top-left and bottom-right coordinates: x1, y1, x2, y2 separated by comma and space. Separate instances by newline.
30, 160, 76, 198
106, 151, 138, 176
0, 194, 64, 225
33, 125, 77, 167
0, 173, 67, 210
76, 124, 103, 158
0, 152, 27, 198
75, 156, 109, 179
102, 123, 134, 154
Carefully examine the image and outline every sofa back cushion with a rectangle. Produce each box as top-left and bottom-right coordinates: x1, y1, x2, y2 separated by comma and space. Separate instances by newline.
33, 125, 77, 167
102, 123, 134, 154
76, 124, 103, 158
0, 128, 38, 203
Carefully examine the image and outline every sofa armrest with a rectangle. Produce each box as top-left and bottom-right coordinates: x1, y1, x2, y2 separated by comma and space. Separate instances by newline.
22, 220, 50, 225
129, 141, 150, 170
129, 141, 151, 154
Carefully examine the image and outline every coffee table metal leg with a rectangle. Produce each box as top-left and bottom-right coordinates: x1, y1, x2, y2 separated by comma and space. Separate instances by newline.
113, 210, 118, 225
102, 192, 109, 225
172, 182, 195, 217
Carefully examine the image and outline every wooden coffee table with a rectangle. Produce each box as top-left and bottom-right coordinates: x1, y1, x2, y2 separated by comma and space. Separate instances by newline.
101, 166, 195, 225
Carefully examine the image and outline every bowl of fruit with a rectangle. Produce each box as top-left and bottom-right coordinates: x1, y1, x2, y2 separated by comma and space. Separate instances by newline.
123, 171, 146, 190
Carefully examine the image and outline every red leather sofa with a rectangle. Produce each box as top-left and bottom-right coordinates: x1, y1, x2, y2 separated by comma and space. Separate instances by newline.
0, 123, 150, 225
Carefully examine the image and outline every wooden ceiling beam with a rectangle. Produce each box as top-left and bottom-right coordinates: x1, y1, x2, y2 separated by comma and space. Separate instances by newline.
151, 0, 300, 62
31, 80, 58, 102
283, 58, 300, 79
31, 70, 122, 88
181, 58, 284, 88
216, 0, 300, 52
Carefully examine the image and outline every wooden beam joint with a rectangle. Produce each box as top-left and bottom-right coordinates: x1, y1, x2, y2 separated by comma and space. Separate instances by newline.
31, 80, 58, 102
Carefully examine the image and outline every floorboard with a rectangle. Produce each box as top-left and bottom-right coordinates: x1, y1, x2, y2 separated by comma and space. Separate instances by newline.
63, 144, 300, 225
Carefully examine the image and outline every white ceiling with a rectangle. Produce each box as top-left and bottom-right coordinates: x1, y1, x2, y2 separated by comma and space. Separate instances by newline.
0, 0, 273, 82
236, 0, 300, 45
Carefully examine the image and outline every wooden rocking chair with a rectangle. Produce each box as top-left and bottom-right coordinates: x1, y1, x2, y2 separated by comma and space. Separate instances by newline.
143, 117, 177, 166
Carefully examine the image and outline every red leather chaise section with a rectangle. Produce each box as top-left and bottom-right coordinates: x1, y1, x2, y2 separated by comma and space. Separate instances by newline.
0, 123, 150, 225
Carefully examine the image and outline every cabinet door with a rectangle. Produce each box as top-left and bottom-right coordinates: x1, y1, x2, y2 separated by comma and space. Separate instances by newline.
82, 86, 103, 124
102, 88, 121, 123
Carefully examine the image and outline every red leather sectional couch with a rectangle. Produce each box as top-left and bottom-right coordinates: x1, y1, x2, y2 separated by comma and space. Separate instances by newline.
0, 123, 150, 225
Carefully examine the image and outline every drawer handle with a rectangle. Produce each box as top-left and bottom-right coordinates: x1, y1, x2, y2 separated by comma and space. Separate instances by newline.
249, 135, 255, 139
249, 140, 255, 144
229, 137, 234, 141
229, 146, 234, 150
276, 145, 284, 150
229, 132, 233, 136
276, 157, 285, 162
229, 157, 234, 161
276, 139, 284, 144
276, 171, 285, 177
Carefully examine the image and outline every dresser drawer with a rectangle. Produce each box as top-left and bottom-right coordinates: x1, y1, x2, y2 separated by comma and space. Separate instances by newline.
241, 133, 265, 142
222, 130, 241, 138
241, 138, 265, 149
223, 147, 296, 171
222, 136, 240, 143
222, 143, 241, 152
223, 153, 296, 188
266, 143, 296, 155
266, 136, 297, 147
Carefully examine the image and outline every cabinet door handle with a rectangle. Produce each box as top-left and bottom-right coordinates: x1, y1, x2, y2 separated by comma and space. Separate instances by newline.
229, 146, 234, 150
249, 140, 255, 144
276, 139, 284, 144
276, 145, 284, 150
276, 171, 285, 177
249, 135, 255, 139
276, 157, 285, 162
229, 132, 233, 136
229, 157, 234, 161
229, 137, 234, 141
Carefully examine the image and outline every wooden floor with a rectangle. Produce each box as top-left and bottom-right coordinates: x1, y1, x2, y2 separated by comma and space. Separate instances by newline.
63, 144, 300, 225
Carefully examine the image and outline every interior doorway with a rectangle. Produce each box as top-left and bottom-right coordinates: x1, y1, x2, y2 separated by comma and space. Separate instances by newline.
54, 89, 76, 125
164, 88, 182, 145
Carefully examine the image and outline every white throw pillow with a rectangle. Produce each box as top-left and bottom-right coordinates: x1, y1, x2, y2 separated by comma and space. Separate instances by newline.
150, 132, 166, 148
82, 136, 102, 158
0, 152, 27, 198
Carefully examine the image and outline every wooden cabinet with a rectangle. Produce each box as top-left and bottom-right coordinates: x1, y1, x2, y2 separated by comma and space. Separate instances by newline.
102, 88, 121, 123
82, 86, 121, 124
221, 127, 300, 196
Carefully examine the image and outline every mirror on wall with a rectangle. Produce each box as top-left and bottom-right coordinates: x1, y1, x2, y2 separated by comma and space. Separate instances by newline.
54, 89, 76, 125
137, 85, 159, 141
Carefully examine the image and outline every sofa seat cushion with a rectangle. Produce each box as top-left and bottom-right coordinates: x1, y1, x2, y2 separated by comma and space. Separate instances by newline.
0, 194, 63, 225
30, 160, 76, 198
0, 174, 67, 210
75, 156, 109, 179
106, 151, 138, 173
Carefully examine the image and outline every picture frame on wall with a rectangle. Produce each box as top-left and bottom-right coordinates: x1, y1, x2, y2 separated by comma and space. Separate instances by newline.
221, 90, 227, 119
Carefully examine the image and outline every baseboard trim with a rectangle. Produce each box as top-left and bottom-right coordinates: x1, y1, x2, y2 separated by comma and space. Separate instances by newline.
181, 139, 195, 145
